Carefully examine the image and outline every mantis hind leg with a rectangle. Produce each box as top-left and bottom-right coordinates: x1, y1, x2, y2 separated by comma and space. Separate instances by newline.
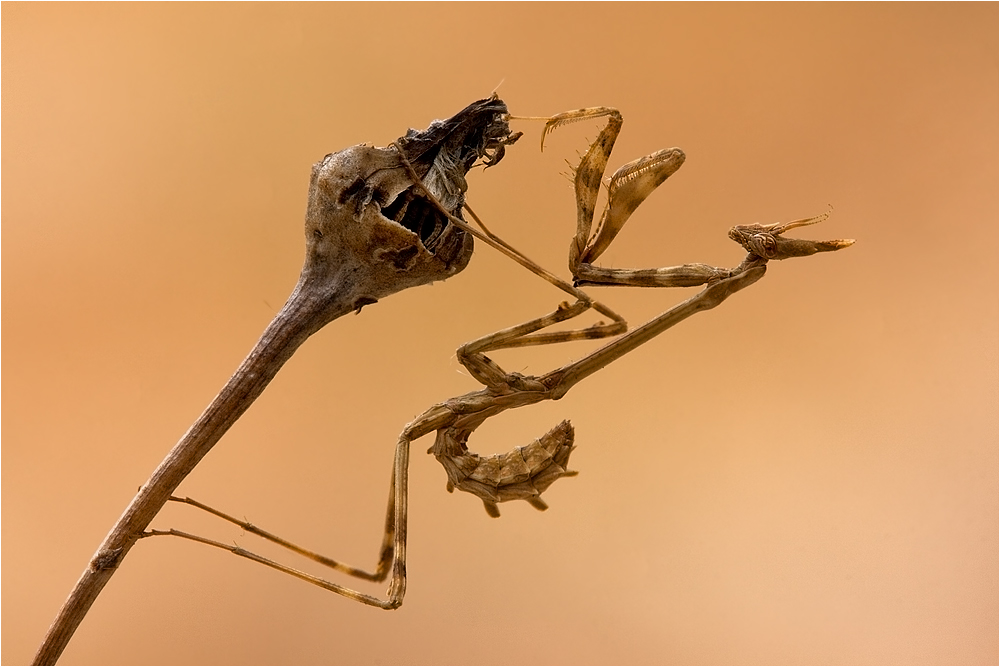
142, 435, 413, 610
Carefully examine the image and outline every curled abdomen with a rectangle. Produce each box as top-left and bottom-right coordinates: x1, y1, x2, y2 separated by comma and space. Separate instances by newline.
430, 420, 577, 517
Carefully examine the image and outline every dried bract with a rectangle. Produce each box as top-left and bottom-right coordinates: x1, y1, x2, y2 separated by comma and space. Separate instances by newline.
302, 96, 521, 317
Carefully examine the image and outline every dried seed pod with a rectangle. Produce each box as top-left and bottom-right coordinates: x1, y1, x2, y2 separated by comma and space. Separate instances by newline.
301, 96, 521, 317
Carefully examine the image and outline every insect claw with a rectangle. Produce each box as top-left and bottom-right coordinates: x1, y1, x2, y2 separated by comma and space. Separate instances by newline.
580, 148, 686, 265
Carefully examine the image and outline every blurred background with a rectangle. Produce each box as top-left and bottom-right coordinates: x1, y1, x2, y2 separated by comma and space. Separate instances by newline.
3, 4, 996, 664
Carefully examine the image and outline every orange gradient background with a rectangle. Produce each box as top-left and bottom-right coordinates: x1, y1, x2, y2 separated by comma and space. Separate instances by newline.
4, 4, 997, 664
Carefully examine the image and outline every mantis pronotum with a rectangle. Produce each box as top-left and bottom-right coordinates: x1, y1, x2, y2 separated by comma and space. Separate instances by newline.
34, 96, 852, 663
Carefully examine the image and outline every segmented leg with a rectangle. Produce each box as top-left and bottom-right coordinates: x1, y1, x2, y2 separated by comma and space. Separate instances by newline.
160, 495, 392, 581
538, 107, 624, 272
143, 434, 412, 609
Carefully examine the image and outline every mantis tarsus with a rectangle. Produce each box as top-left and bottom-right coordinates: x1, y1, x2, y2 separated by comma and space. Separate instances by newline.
34, 96, 853, 663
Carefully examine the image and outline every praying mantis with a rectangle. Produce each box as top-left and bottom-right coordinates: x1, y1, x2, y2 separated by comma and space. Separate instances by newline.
33, 95, 853, 664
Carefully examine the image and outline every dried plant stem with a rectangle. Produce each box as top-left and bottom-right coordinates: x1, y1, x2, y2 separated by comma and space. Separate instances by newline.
32, 286, 351, 665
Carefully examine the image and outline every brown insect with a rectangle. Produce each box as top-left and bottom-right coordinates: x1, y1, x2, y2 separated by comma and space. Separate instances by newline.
34, 96, 853, 664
